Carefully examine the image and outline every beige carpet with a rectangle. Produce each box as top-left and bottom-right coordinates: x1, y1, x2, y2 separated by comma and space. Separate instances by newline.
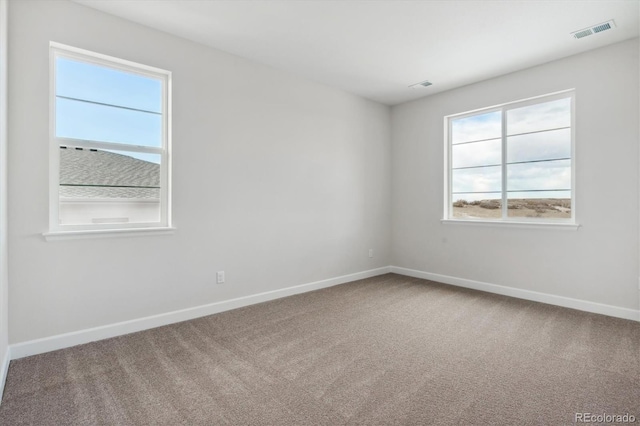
1, 273, 638, 425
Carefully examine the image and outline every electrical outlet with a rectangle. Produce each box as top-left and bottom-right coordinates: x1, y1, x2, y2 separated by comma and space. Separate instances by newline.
368, 249, 374, 258
216, 271, 225, 284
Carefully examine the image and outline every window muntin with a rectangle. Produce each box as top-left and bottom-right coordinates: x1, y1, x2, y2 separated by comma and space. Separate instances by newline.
446, 91, 574, 223
50, 43, 171, 232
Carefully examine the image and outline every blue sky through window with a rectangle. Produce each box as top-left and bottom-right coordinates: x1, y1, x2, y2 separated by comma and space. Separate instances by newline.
56, 57, 162, 163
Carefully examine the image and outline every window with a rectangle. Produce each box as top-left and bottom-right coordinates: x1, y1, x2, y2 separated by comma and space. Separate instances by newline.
445, 90, 574, 224
49, 43, 171, 234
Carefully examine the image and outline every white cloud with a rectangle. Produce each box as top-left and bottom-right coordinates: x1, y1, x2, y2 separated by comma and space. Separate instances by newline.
452, 139, 501, 168
507, 128, 570, 163
507, 98, 570, 136
451, 111, 501, 144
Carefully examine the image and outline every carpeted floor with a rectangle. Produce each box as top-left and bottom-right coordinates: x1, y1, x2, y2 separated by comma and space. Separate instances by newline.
0, 273, 638, 425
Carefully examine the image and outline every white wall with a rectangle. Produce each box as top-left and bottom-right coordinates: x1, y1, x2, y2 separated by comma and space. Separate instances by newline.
7, 0, 637, 352
8, 0, 391, 344
0, 0, 10, 392
391, 38, 639, 311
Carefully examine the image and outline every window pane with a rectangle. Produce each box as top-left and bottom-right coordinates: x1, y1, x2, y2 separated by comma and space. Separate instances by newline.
506, 97, 570, 136
507, 159, 571, 192
452, 165, 501, 195
452, 138, 501, 169
56, 97, 162, 147
451, 111, 501, 144
56, 57, 162, 113
507, 192, 571, 219
452, 193, 501, 219
507, 128, 570, 164
59, 147, 161, 225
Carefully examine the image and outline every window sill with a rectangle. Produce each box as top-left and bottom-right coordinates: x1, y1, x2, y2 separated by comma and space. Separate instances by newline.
43, 227, 176, 241
440, 219, 580, 231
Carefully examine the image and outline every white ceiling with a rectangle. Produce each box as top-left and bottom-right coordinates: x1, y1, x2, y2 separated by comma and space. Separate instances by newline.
74, 0, 639, 106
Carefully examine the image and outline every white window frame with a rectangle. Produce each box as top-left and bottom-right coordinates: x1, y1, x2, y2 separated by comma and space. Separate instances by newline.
46, 42, 172, 239
443, 89, 577, 229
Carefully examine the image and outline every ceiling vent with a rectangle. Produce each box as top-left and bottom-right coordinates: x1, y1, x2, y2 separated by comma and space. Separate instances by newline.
571, 20, 616, 39
409, 80, 432, 89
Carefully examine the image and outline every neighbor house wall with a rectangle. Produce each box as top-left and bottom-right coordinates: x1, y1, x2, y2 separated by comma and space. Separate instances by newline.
391, 38, 639, 313
8, 0, 391, 345
59, 200, 160, 225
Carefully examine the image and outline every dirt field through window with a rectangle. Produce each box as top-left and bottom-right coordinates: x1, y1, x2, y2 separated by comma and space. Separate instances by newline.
452, 198, 571, 219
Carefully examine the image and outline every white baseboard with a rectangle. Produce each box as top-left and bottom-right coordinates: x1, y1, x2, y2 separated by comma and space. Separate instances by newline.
9, 264, 638, 361
391, 266, 640, 322
10, 266, 391, 360
0, 346, 9, 402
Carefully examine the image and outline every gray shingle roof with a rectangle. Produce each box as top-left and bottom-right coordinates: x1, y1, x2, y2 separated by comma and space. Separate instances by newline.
59, 147, 160, 200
